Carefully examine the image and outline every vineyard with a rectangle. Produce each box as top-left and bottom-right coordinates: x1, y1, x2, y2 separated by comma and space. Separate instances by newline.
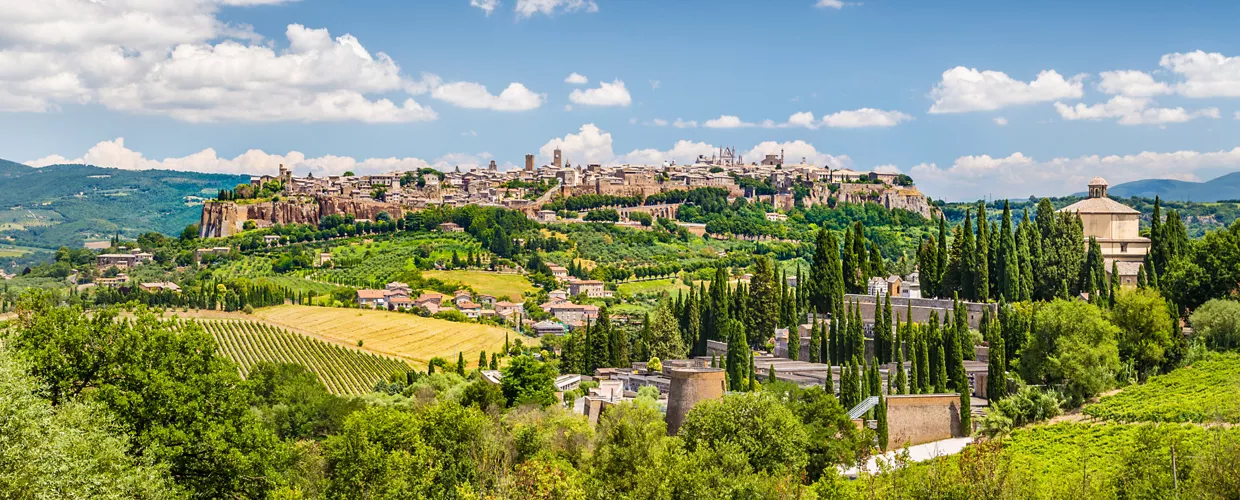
311, 234, 485, 288
1083, 353, 1240, 423
200, 319, 410, 395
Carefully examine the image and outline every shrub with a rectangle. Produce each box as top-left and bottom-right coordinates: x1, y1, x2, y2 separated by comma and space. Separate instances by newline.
1190, 299, 1240, 351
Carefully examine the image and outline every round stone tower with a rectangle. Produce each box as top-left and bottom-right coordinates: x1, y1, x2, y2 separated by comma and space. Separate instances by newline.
664, 367, 726, 434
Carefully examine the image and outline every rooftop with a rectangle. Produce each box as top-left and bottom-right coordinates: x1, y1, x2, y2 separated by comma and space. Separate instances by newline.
1057, 196, 1140, 215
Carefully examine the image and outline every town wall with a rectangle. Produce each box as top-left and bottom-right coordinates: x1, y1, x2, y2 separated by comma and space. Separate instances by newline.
885, 394, 962, 449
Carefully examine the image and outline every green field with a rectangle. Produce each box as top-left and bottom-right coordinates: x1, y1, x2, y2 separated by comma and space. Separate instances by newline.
1083, 353, 1240, 423
200, 319, 410, 395
0, 247, 31, 258
422, 270, 534, 301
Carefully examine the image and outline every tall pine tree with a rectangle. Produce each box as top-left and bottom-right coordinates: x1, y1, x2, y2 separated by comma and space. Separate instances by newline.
975, 202, 990, 302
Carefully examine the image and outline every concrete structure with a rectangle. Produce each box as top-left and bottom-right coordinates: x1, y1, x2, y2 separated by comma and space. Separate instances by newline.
884, 394, 965, 449
96, 253, 141, 269
847, 294, 996, 330
1058, 177, 1150, 270
664, 367, 726, 434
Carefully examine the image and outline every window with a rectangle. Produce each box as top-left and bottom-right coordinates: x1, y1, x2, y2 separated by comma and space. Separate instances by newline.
1120, 243, 1128, 252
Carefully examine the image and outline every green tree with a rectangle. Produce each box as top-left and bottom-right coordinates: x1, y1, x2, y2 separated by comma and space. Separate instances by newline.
1190, 299, 1240, 351
647, 301, 688, 360
746, 257, 779, 347
1020, 300, 1121, 402
590, 399, 667, 496
0, 348, 173, 498
975, 202, 990, 302
501, 355, 558, 407
8, 299, 280, 498
679, 393, 809, 474
986, 313, 1006, 401
876, 394, 889, 451
1110, 288, 1175, 378
724, 319, 749, 392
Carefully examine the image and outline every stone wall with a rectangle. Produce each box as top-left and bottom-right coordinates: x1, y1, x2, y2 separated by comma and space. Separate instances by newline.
846, 294, 997, 330
885, 394, 962, 449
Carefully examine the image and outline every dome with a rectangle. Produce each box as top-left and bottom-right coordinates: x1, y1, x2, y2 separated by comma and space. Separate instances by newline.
1088, 176, 1108, 187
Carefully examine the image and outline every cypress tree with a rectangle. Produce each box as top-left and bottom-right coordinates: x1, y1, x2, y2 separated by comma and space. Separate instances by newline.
748, 352, 757, 391
869, 359, 881, 398
1150, 196, 1164, 274
852, 301, 865, 364
882, 292, 894, 363
1016, 209, 1035, 301
868, 242, 885, 281
829, 306, 840, 366
975, 201, 990, 302
1109, 261, 1120, 308
478, 351, 487, 370
919, 235, 940, 299
960, 210, 977, 300
809, 314, 821, 363
852, 221, 869, 287
639, 312, 653, 361
747, 257, 779, 348
1137, 264, 1148, 289
842, 227, 859, 294
895, 319, 907, 395
987, 315, 1006, 402
877, 394, 889, 451
768, 364, 778, 384
935, 342, 949, 393
595, 308, 614, 369
926, 310, 941, 391
787, 324, 800, 361
724, 319, 747, 391
908, 321, 920, 394
999, 200, 1020, 301
959, 390, 972, 437
810, 228, 845, 319
825, 358, 835, 397
957, 298, 974, 361
936, 215, 949, 298
686, 293, 702, 357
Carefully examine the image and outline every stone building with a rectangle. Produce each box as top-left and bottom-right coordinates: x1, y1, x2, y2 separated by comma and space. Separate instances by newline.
1057, 177, 1149, 284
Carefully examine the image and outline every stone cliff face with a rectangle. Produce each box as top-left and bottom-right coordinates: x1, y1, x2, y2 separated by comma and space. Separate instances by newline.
200, 197, 406, 238
801, 183, 937, 219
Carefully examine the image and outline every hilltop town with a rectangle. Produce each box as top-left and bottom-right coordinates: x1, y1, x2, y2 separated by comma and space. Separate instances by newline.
200, 147, 933, 238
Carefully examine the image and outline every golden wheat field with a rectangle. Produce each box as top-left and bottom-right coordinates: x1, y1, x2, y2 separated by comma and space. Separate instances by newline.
252, 305, 533, 368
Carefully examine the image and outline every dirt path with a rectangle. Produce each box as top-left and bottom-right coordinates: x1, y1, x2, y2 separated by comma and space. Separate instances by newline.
1046, 388, 1125, 424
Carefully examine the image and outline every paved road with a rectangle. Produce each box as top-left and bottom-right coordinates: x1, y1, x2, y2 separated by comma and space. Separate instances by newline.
840, 437, 975, 478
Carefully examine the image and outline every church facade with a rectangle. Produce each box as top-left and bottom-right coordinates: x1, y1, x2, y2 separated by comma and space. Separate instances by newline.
1057, 177, 1149, 286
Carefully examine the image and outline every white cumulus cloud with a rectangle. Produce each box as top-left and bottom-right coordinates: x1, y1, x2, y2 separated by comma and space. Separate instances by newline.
515, 0, 598, 18
993, 116, 1008, 126
431, 80, 544, 111
1097, 70, 1173, 97
704, 115, 755, 128
470, 0, 501, 15
564, 72, 588, 85
821, 108, 913, 128
1054, 96, 1219, 125
25, 137, 498, 177
929, 67, 1084, 113
673, 118, 697, 128
539, 124, 615, 165
616, 140, 718, 166
815, 0, 845, 8
0, 1, 541, 121
1160, 50, 1240, 98
910, 147, 1240, 201
568, 79, 631, 107
743, 140, 851, 168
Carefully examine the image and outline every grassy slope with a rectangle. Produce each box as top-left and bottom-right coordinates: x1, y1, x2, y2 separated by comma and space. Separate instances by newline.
252, 305, 535, 369
1083, 353, 1240, 423
421, 270, 534, 301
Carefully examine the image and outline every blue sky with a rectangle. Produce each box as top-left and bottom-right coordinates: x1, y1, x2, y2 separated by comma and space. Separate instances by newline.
4, 0, 1240, 200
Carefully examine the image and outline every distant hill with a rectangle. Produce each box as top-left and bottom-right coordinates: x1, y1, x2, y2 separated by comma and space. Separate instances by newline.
0, 159, 249, 249
1102, 172, 1240, 202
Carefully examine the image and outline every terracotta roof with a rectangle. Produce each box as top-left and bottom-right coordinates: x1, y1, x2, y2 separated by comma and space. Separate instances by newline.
1057, 197, 1140, 215
357, 289, 386, 299
1115, 261, 1144, 276
458, 301, 481, 309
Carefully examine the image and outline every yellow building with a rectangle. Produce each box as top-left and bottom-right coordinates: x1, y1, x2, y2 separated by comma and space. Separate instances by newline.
1057, 177, 1148, 286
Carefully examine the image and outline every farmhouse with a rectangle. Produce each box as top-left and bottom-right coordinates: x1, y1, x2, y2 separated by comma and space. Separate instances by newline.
568, 279, 611, 298
1058, 177, 1150, 275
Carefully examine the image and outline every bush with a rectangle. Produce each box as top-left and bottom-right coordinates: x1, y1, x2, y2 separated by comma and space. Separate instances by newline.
1190, 299, 1240, 351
